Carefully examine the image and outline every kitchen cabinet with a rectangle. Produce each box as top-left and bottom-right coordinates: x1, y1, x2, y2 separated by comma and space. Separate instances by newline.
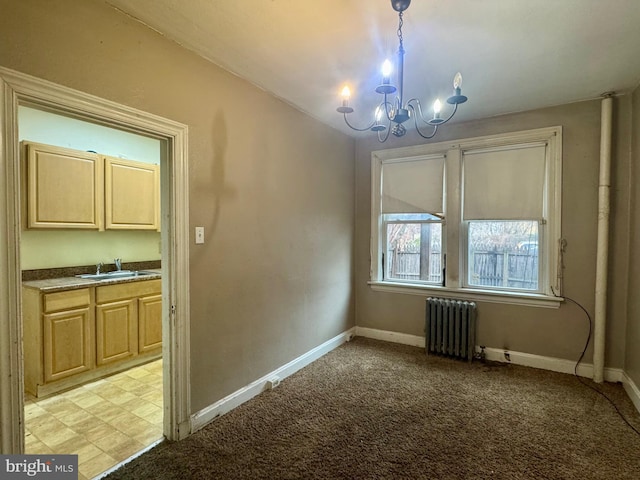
22, 142, 159, 231
96, 279, 162, 363
23, 278, 162, 397
104, 155, 160, 230
24, 141, 103, 229
96, 298, 138, 365
139, 293, 163, 353
23, 287, 94, 396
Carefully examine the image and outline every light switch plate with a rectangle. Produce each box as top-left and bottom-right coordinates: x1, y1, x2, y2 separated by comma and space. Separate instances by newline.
195, 226, 205, 244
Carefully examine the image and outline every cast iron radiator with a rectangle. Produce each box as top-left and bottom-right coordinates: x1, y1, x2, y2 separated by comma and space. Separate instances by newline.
425, 297, 477, 362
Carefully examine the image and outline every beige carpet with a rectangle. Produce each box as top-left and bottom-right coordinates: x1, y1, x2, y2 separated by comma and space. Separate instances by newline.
105, 337, 640, 479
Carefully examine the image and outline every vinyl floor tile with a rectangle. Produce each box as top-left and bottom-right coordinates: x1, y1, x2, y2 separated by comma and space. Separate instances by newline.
25, 359, 163, 479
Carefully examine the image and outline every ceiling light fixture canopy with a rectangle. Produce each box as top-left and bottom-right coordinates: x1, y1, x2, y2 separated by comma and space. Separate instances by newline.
337, 0, 468, 142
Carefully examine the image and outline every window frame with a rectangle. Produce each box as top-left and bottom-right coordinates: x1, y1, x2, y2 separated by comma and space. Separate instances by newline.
370, 126, 563, 308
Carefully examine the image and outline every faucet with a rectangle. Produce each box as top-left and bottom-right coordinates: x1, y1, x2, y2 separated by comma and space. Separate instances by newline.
114, 258, 122, 271
96, 262, 104, 275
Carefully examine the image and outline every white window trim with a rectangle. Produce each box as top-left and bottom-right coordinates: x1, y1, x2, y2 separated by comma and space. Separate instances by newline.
370, 126, 563, 308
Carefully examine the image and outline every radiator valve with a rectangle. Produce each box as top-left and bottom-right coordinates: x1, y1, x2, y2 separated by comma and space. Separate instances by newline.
475, 345, 486, 362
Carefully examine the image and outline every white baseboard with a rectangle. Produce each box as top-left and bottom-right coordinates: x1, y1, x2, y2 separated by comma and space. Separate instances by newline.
190, 327, 356, 433
355, 326, 425, 348
479, 346, 624, 383
622, 372, 640, 415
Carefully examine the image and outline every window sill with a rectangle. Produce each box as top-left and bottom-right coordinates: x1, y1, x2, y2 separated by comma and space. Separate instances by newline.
368, 281, 563, 308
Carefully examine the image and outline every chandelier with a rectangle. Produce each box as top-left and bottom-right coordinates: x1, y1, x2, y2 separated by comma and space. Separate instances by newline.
337, 0, 468, 142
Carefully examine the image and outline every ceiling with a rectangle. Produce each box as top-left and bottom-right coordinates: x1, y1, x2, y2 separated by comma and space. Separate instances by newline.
105, 0, 640, 137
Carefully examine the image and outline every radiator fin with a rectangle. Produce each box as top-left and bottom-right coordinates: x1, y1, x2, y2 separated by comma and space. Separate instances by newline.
425, 297, 477, 362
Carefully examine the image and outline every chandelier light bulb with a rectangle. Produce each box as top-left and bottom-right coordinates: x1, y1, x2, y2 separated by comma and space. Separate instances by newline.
453, 72, 463, 90
433, 99, 442, 114
337, 85, 354, 114
381, 59, 393, 80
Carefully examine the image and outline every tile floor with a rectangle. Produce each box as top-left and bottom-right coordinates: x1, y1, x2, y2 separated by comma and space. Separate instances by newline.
24, 359, 164, 480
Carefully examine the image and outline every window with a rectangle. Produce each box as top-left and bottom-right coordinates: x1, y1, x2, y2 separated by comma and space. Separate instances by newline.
384, 214, 443, 284
379, 155, 445, 285
467, 220, 539, 290
370, 127, 562, 306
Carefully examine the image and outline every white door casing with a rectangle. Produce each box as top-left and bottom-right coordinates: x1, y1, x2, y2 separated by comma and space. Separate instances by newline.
0, 67, 191, 452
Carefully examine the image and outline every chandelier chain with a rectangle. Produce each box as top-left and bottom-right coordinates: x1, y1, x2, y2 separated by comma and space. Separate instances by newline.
397, 11, 404, 51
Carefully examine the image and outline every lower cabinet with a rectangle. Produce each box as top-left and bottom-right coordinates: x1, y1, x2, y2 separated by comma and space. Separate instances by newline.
96, 298, 138, 365
139, 294, 163, 353
23, 279, 162, 397
42, 291, 93, 383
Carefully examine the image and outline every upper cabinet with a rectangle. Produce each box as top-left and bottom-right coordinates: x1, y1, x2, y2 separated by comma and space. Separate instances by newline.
104, 155, 160, 230
25, 142, 103, 229
23, 142, 159, 231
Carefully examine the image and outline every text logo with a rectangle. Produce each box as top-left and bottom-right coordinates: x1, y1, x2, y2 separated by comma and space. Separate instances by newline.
1, 455, 78, 479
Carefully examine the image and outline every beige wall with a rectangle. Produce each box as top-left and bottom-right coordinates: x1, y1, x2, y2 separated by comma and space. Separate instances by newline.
3, 0, 636, 419
0, 0, 355, 412
626, 85, 640, 385
355, 98, 632, 368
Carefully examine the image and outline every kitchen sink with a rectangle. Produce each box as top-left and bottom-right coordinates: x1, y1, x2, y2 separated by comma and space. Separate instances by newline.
76, 270, 157, 280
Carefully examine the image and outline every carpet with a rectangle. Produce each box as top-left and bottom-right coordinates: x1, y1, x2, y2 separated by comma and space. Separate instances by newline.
104, 337, 640, 479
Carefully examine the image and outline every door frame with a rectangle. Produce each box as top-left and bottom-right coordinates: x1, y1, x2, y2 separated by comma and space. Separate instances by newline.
0, 67, 191, 452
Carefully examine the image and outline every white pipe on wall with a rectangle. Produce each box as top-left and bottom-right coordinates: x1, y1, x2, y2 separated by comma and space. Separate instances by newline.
593, 93, 613, 384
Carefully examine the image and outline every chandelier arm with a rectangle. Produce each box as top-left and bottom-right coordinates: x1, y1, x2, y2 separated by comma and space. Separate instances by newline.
408, 103, 438, 139
377, 126, 392, 143
406, 99, 460, 126
414, 124, 439, 140
433, 102, 460, 126
405, 98, 430, 124
382, 98, 395, 121
342, 113, 377, 132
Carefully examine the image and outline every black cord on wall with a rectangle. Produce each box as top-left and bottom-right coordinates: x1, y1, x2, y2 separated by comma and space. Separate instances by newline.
563, 295, 640, 437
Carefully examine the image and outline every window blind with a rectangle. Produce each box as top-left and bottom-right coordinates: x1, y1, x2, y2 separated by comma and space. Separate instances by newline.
463, 143, 546, 220
381, 156, 445, 215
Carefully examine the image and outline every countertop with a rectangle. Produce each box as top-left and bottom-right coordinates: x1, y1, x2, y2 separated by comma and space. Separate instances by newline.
22, 269, 162, 293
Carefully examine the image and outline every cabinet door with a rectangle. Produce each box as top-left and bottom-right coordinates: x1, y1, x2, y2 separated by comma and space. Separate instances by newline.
139, 294, 162, 353
25, 141, 103, 229
43, 307, 93, 383
104, 156, 159, 230
96, 299, 138, 365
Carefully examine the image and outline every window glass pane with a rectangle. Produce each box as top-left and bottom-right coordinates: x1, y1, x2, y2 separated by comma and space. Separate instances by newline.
385, 223, 442, 283
467, 221, 539, 290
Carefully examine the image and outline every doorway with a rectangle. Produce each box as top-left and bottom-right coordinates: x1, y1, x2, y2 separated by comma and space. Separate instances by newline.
0, 67, 191, 457
19, 105, 166, 477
